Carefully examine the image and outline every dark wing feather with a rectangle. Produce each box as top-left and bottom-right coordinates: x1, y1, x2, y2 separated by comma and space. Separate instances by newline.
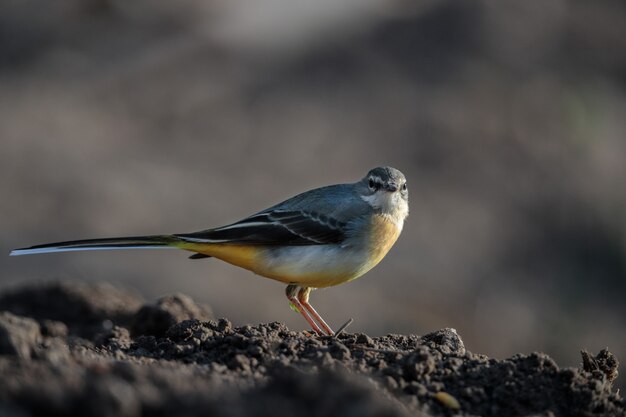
268, 211, 346, 244
176, 210, 347, 246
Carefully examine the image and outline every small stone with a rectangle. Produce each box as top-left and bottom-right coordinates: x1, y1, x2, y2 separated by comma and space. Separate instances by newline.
420, 328, 465, 355
356, 333, 374, 346
435, 391, 461, 410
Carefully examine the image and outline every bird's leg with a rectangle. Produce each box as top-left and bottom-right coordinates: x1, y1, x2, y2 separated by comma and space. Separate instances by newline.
297, 287, 334, 336
286, 284, 323, 335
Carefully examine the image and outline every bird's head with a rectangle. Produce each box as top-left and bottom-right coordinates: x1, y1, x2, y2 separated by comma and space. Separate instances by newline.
358, 166, 409, 225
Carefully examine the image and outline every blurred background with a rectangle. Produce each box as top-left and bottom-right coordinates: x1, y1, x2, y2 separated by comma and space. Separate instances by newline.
1, 0, 625, 387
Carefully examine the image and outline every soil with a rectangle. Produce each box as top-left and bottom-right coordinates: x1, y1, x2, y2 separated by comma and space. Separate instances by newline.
0, 281, 623, 417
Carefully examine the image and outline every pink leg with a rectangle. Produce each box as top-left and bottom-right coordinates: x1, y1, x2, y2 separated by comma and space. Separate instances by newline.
298, 287, 335, 336
286, 285, 323, 335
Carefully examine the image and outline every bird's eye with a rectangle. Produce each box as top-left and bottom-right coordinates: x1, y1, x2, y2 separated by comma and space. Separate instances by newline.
402, 183, 407, 191
368, 178, 376, 189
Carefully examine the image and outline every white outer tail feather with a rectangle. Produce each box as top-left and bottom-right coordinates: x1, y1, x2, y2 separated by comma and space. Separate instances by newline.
10, 246, 176, 256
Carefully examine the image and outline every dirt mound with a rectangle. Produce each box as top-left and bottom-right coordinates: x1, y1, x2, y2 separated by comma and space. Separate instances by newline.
0, 281, 623, 417
0, 281, 143, 338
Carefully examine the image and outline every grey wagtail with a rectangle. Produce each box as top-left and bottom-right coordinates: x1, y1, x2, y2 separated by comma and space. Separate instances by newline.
10, 166, 409, 335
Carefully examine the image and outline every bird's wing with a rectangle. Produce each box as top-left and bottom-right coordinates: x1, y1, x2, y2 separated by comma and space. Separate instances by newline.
176, 210, 348, 245
176, 184, 369, 246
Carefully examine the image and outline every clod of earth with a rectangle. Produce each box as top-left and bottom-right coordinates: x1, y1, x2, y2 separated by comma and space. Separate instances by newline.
0, 281, 623, 417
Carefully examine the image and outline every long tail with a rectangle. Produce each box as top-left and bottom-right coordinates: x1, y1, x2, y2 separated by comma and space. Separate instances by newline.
9, 235, 183, 256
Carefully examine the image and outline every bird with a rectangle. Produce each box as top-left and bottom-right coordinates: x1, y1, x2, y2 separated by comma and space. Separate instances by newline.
10, 166, 409, 336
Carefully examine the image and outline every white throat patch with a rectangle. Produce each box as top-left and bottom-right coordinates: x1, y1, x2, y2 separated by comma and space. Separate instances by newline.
361, 192, 408, 229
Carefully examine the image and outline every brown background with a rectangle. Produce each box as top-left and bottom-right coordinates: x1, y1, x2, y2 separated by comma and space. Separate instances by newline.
1, 0, 625, 387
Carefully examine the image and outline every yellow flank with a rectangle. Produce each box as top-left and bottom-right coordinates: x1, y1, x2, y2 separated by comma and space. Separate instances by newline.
180, 242, 261, 272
